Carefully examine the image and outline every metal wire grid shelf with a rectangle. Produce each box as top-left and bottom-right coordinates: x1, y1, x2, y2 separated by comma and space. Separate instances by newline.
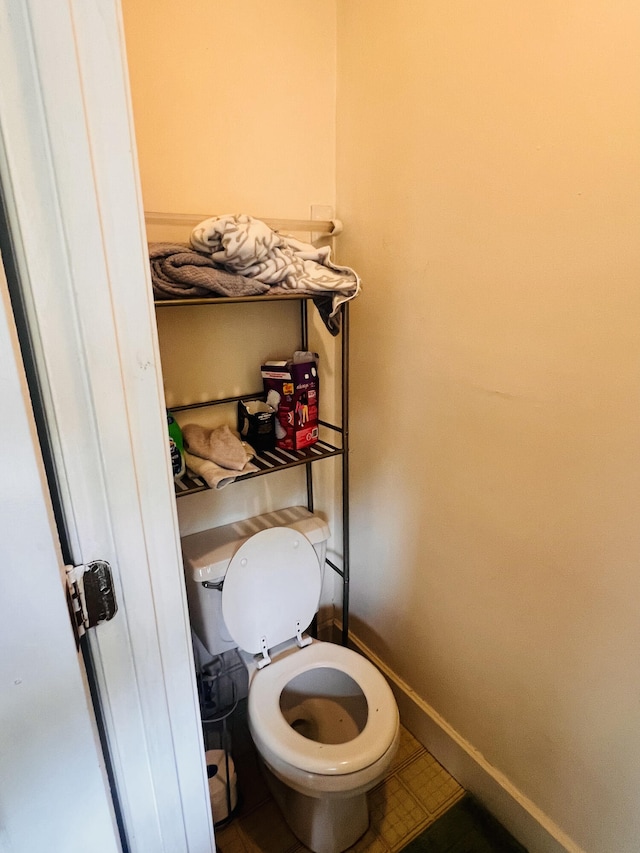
174, 437, 343, 497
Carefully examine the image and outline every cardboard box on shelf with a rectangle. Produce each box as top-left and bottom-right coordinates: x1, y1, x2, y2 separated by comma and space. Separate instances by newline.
261, 357, 319, 450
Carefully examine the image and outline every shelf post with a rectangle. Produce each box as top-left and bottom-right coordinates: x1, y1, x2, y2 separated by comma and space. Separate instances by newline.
301, 299, 314, 513
341, 302, 350, 645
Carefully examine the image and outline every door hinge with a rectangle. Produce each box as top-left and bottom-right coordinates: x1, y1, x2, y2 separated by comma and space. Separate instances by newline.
66, 560, 117, 642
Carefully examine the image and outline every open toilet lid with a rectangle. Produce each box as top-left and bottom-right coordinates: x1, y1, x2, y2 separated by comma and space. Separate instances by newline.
221, 527, 322, 654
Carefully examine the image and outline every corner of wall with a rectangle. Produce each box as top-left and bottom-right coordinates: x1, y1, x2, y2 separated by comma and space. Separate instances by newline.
346, 627, 586, 853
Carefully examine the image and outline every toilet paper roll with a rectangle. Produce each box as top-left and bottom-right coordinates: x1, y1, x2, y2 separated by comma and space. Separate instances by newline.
205, 749, 238, 824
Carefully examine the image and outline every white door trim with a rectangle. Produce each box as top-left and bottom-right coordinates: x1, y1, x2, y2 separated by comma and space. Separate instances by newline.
0, 2, 214, 851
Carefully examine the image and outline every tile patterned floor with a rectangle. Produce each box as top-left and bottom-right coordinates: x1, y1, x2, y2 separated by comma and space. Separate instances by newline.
214, 708, 464, 853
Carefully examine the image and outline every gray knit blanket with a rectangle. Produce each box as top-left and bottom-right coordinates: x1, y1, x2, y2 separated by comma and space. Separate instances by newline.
149, 242, 269, 299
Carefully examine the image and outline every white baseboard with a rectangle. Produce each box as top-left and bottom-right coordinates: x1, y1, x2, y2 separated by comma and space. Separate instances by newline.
346, 629, 586, 853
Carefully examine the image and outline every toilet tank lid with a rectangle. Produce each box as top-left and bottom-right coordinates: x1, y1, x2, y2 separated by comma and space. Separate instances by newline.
181, 506, 330, 583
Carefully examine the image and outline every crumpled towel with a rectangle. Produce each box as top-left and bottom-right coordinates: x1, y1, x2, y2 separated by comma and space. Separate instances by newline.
184, 450, 258, 490
182, 423, 252, 471
149, 242, 270, 299
190, 215, 361, 322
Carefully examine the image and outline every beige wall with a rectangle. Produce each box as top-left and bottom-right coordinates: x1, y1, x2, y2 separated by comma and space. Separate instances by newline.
124, 1, 640, 850
123, 0, 339, 538
337, 2, 640, 851
123, 0, 336, 218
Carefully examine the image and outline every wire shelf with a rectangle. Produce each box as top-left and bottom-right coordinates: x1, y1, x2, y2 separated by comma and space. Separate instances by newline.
174, 439, 343, 498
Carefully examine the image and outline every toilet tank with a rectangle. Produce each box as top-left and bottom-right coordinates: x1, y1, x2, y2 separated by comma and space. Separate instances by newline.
181, 506, 330, 656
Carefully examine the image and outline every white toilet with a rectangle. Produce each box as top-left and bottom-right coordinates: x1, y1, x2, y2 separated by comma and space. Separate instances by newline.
182, 508, 400, 853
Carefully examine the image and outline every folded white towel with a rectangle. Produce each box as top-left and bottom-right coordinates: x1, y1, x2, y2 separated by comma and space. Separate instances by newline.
182, 423, 250, 471
184, 450, 258, 490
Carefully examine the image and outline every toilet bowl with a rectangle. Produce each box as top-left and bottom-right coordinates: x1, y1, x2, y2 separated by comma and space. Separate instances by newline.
248, 641, 399, 795
182, 511, 399, 853
247, 642, 399, 853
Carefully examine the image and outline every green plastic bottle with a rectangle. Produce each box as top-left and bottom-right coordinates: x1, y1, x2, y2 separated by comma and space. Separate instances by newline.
167, 410, 185, 479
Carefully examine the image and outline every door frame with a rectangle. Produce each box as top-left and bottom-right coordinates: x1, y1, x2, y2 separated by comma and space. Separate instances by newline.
0, 2, 214, 852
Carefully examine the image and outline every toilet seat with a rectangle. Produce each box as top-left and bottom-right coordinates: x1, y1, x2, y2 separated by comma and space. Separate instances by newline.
248, 641, 399, 777
222, 527, 321, 655
222, 527, 398, 780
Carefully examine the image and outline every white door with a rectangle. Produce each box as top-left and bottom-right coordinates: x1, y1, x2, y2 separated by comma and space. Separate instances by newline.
0, 2, 215, 852
0, 262, 122, 853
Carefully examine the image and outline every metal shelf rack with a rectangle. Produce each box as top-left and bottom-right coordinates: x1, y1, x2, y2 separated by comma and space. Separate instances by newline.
155, 292, 350, 644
